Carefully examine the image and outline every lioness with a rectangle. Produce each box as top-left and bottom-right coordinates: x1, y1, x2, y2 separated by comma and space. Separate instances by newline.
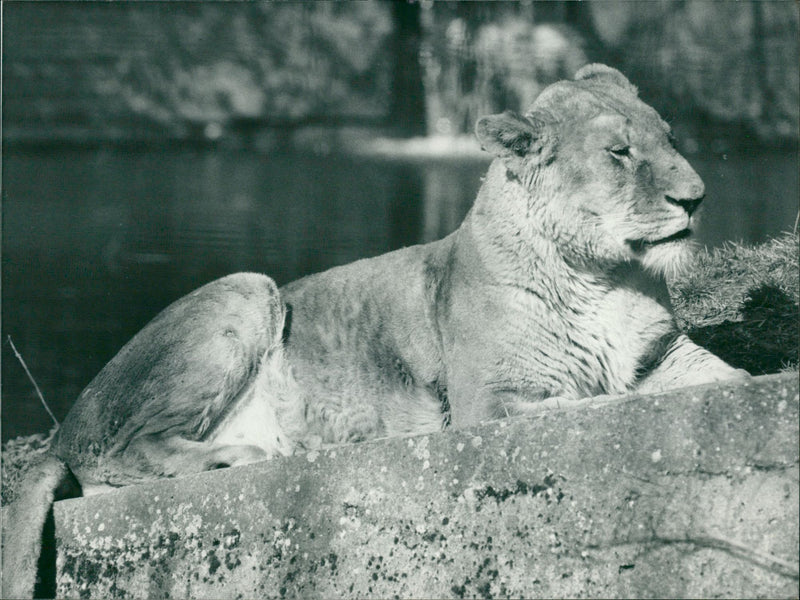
3, 64, 745, 598
280, 63, 745, 442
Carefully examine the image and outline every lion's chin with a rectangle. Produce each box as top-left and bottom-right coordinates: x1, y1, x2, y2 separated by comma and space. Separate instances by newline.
637, 237, 696, 280
627, 228, 693, 252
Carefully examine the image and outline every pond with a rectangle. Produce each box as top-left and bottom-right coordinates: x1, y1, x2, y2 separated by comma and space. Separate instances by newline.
2, 145, 798, 440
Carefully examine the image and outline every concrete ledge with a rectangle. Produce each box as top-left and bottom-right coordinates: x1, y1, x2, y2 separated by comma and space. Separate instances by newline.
55, 373, 799, 598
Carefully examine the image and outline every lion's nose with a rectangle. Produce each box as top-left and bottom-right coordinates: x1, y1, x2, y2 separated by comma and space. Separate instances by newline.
665, 194, 704, 216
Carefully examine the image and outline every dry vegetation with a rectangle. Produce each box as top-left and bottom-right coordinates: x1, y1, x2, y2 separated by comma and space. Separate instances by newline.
2, 426, 57, 505
670, 231, 799, 374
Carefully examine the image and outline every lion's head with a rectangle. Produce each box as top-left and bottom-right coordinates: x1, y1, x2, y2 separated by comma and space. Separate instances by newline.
475, 63, 704, 277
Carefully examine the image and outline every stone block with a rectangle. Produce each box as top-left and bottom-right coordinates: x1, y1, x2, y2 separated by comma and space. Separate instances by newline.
55, 373, 799, 598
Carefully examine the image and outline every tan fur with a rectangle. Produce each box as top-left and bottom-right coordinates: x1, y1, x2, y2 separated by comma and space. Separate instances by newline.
280, 63, 746, 437
3, 65, 746, 597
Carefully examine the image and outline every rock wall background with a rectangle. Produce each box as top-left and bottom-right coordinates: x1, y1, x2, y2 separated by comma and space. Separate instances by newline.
3, 3, 394, 143
590, 1, 799, 146
4, 1, 798, 147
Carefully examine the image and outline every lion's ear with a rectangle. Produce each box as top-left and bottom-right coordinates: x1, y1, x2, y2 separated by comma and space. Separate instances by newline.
574, 63, 638, 96
475, 111, 548, 161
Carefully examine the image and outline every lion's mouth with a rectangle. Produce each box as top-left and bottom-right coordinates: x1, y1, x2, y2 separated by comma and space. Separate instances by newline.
627, 228, 692, 252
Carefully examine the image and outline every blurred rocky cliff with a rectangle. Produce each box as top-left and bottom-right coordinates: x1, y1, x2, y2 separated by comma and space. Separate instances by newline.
3, 1, 798, 148
590, 1, 799, 147
3, 3, 394, 146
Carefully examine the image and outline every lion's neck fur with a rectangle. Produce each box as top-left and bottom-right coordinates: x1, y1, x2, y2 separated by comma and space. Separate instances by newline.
453, 160, 676, 397
463, 160, 615, 306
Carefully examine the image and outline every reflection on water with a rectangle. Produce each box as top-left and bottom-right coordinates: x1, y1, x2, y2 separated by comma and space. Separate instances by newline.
2, 146, 797, 439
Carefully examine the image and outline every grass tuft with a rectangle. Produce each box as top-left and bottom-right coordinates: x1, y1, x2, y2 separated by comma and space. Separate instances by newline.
1, 426, 58, 505
669, 231, 799, 374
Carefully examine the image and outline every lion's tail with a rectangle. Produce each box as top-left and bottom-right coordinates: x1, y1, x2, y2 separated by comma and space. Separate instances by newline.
2, 453, 77, 599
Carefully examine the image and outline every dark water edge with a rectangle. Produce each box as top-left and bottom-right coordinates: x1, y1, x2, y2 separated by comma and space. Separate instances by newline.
2, 145, 798, 441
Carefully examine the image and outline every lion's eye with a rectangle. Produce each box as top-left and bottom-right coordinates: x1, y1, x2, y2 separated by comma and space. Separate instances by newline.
609, 145, 631, 158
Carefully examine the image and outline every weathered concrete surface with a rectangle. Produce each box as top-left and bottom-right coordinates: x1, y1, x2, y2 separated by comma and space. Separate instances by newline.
54, 373, 799, 599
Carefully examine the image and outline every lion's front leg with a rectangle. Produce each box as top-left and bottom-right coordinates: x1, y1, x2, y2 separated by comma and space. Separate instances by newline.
501, 393, 612, 415
635, 334, 749, 395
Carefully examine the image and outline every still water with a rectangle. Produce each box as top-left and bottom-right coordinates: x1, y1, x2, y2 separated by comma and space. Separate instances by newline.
2, 146, 798, 440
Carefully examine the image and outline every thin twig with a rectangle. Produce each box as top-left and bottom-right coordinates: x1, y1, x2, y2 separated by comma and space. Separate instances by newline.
6, 335, 59, 427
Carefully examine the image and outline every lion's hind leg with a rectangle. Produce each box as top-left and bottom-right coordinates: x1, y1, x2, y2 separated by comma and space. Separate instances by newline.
105, 435, 270, 486
96, 342, 305, 488
59, 273, 307, 490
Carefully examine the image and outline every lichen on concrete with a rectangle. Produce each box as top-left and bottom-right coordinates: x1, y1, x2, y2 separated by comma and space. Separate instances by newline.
55, 373, 799, 598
